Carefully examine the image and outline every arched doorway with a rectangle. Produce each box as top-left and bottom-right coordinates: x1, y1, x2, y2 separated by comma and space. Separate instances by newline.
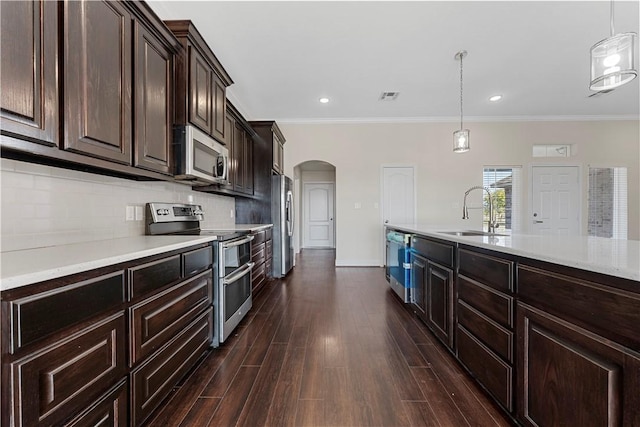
293, 160, 336, 252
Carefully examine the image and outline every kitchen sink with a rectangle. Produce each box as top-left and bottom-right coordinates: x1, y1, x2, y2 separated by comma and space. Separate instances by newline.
438, 230, 507, 237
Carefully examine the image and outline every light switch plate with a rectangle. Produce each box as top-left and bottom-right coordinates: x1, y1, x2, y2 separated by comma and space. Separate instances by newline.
135, 206, 143, 221
125, 206, 134, 221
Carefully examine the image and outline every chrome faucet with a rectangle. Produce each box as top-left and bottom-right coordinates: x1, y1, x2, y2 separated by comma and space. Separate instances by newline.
462, 186, 496, 233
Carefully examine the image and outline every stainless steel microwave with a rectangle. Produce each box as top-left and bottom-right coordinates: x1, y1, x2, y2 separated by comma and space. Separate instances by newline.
173, 125, 229, 186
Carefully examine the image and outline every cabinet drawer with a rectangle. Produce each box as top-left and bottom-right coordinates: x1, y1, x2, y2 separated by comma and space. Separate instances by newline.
64, 379, 128, 427
458, 248, 513, 292
457, 325, 513, 411
252, 230, 266, 246
130, 270, 212, 365
131, 307, 212, 426
458, 300, 513, 362
265, 239, 273, 259
129, 255, 181, 300
412, 236, 454, 267
252, 242, 266, 265
518, 264, 640, 350
252, 262, 266, 289
9, 313, 126, 427
183, 246, 212, 277
5, 271, 125, 353
265, 227, 272, 241
458, 275, 513, 328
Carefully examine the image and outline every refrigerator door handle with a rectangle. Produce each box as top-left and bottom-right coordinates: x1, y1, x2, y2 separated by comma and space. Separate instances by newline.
286, 190, 294, 237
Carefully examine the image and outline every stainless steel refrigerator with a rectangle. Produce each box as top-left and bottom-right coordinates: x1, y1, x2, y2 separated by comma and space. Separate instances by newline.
272, 175, 294, 277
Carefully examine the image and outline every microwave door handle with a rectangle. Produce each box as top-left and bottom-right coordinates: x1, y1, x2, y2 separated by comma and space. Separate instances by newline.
221, 235, 255, 249
219, 155, 229, 181
223, 262, 255, 285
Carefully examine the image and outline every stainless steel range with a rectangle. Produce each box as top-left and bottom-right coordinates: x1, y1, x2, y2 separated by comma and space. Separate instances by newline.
145, 202, 254, 346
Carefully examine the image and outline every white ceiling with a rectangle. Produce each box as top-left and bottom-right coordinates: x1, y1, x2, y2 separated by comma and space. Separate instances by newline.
149, 1, 640, 123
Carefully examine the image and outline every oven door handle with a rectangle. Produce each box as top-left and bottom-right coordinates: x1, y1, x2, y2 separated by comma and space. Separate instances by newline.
223, 262, 255, 285
222, 235, 255, 249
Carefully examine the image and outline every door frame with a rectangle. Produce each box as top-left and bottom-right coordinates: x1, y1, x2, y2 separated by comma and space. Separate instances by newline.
379, 164, 417, 266
302, 181, 336, 248
529, 164, 582, 234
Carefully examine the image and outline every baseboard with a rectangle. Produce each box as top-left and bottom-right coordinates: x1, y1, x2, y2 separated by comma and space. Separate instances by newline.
335, 259, 381, 267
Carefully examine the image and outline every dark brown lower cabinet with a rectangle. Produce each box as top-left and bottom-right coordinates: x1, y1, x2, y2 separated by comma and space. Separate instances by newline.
410, 252, 427, 318
7, 313, 127, 426
426, 260, 454, 348
251, 228, 272, 294
517, 302, 640, 426
131, 307, 213, 425
65, 379, 128, 427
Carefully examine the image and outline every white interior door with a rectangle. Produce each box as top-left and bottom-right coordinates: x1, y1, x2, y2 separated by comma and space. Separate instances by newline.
531, 166, 580, 235
303, 183, 335, 248
382, 167, 416, 225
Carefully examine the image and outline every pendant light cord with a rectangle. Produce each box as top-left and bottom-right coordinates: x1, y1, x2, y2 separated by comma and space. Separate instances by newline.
459, 54, 464, 130
610, 0, 615, 36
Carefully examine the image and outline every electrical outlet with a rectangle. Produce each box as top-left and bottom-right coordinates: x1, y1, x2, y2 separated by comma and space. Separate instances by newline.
373, 202, 379, 209
135, 206, 143, 221
230, 209, 234, 218
354, 202, 361, 209
125, 205, 134, 221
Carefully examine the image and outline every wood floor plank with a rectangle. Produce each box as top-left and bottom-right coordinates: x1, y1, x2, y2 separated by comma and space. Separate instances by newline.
200, 345, 251, 398
411, 367, 471, 427
207, 366, 259, 427
264, 347, 306, 427
403, 401, 441, 427
294, 399, 325, 427
242, 304, 286, 366
236, 343, 288, 427
178, 397, 220, 427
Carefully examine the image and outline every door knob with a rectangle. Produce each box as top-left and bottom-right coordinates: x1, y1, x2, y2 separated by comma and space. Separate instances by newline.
385, 220, 389, 223
533, 220, 544, 224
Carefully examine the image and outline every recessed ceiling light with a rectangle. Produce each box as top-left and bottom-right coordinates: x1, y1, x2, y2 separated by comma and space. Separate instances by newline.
319, 97, 330, 104
489, 95, 503, 102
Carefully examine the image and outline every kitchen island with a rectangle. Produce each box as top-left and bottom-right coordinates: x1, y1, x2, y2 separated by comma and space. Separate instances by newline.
387, 224, 640, 426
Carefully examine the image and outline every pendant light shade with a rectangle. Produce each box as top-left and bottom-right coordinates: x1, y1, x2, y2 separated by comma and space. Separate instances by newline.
453, 129, 470, 153
589, 1, 637, 91
453, 50, 469, 153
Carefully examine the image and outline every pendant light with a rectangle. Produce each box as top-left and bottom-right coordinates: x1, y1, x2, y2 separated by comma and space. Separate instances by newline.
589, 0, 637, 91
453, 50, 470, 153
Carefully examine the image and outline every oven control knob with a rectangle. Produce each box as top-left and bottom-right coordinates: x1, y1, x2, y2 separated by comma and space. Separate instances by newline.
193, 209, 204, 215
163, 209, 170, 215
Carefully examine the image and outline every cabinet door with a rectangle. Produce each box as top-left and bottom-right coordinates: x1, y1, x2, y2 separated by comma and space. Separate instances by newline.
64, 0, 132, 164
189, 47, 213, 135
426, 260, 454, 349
410, 253, 427, 318
212, 74, 226, 142
272, 135, 282, 174
517, 302, 640, 426
1, 0, 58, 147
133, 21, 172, 174
222, 113, 235, 190
244, 134, 254, 195
233, 122, 246, 193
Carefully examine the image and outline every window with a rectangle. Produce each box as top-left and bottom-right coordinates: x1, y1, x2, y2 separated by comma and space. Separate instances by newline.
588, 167, 627, 239
483, 167, 523, 232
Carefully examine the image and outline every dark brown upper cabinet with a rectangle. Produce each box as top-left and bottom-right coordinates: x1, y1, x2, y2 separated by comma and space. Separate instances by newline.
165, 20, 233, 145
63, 0, 133, 164
249, 121, 286, 175
133, 19, 173, 174
2, 0, 178, 179
0, 0, 59, 147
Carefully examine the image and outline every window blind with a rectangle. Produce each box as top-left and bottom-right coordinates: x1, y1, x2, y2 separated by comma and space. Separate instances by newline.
588, 167, 627, 239
483, 167, 522, 232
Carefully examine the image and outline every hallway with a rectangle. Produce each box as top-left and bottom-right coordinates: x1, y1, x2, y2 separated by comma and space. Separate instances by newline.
147, 249, 513, 426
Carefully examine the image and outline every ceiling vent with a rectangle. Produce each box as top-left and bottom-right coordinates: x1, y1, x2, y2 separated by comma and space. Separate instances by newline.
379, 91, 399, 101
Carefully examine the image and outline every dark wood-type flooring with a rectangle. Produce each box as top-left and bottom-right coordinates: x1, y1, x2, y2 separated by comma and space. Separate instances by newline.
147, 249, 515, 426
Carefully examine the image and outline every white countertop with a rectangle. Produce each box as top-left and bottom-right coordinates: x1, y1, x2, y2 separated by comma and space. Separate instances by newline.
1, 224, 274, 292
0, 235, 221, 292
387, 224, 640, 282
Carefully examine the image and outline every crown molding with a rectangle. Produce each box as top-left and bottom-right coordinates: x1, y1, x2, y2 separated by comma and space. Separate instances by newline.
273, 115, 639, 125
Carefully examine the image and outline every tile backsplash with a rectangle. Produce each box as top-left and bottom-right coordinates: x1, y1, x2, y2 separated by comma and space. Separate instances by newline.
1, 159, 236, 252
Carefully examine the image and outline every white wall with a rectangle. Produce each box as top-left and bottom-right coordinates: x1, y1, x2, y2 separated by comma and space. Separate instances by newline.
1, 159, 236, 252
282, 120, 640, 266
